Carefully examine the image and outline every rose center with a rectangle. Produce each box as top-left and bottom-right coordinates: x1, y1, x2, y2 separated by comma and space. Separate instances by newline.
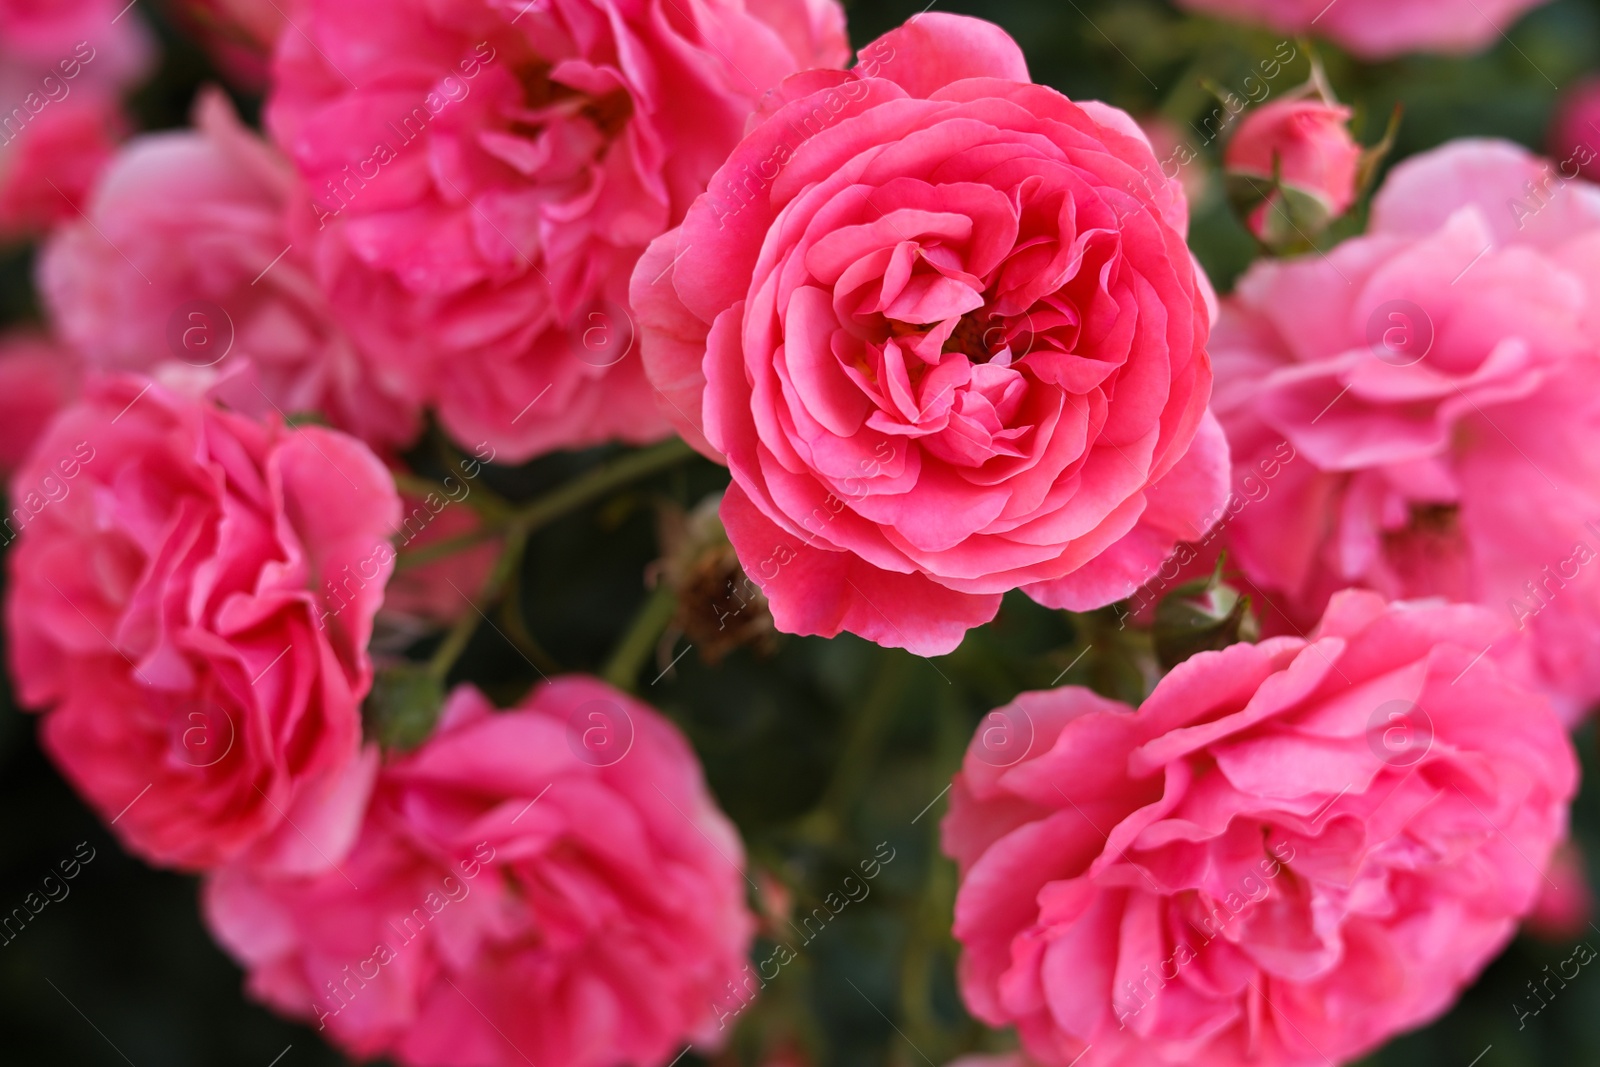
514, 61, 635, 140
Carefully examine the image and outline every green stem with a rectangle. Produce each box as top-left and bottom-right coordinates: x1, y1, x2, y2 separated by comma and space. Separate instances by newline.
409, 438, 695, 679
514, 437, 695, 532
394, 527, 500, 572
426, 522, 530, 682
601, 581, 678, 692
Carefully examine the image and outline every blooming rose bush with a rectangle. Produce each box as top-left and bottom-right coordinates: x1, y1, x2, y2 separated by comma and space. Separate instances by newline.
633, 13, 1228, 656
7, 375, 398, 871
943, 590, 1577, 1067
0, 92, 124, 236
1172, 0, 1553, 58
1212, 139, 1600, 719
264, 0, 849, 462
40, 90, 420, 451
204, 678, 756, 1067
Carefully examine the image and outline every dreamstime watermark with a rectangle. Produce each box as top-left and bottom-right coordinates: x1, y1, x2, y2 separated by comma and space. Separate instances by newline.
565, 696, 635, 767
711, 841, 899, 1030
723, 442, 898, 627
311, 41, 498, 229
1510, 141, 1597, 231
1119, 40, 1300, 213
0, 842, 97, 948
0, 441, 96, 549
0, 41, 99, 149
316, 442, 497, 632
1507, 521, 1600, 630
1366, 699, 1434, 768
1114, 440, 1297, 628
313, 842, 497, 1030
1115, 841, 1297, 1027
707, 37, 897, 229
1514, 936, 1597, 1029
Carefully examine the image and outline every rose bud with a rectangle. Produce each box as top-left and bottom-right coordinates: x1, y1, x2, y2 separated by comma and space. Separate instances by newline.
1225, 98, 1364, 252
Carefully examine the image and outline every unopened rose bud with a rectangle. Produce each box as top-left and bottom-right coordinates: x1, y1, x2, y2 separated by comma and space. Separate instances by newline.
1225, 99, 1363, 251
654, 494, 777, 665
1151, 561, 1259, 671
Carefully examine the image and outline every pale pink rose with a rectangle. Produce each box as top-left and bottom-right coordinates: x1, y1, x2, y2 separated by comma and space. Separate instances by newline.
943, 591, 1576, 1067
40, 90, 421, 451
1525, 840, 1594, 943
264, 0, 849, 462
1547, 76, 1600, 182
1225, 99, 1362, 239
0, 91, 123, 237
632, 14, 1228, 656
6, 374, 398, 872
1212, 139, 1600, 719
204, 678, 757, 1067
1173, 0, 1551, 58
0, 330, 80, 474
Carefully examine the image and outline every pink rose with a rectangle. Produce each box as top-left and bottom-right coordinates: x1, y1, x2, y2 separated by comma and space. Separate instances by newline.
0, 330, 79, 475
0, 91, 123, 237
1547, 76, 1600, 182
6, 374, 399, 871
204, 678, 757, 1067
943, 590, 1576, 1067
265, 0, 848, 462
0, 0, 153, 237
632, 14, 1228, 656
1172, 0, 1552, 58
1211, 139, 1600, 719
40, 90, 421, 451
1224, 98, 1362, 243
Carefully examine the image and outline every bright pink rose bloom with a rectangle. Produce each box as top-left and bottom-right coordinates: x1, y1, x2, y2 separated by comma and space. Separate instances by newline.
0, 91, 123, 237
204, 678, 757, 1067
633, 14, 1228, 656
1225, 98, 1361, 238
943, 590, 1576, 1067
1212, 139, 1600, 719
7, 374, 399, 871
0, 330, 79, 474
1525, 840, 1594, 943
40, 90, 420, 451
1173, 0, 1551, 58
1547, 76, 1600, 182
264, 0, 849, 462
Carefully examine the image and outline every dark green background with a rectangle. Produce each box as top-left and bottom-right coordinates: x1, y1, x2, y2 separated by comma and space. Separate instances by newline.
3, 1, 1599, 1064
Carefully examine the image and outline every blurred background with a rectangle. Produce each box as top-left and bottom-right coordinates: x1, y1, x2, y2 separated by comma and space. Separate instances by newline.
3, 0, 1600, 1064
